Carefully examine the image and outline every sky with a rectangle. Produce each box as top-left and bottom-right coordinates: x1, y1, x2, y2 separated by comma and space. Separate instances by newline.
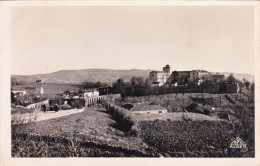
11, 6, 254, 75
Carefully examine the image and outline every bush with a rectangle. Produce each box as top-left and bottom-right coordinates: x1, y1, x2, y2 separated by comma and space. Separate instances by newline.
61, 104, 72, 110
11, 105, 34, 114
104, 103, 135, 133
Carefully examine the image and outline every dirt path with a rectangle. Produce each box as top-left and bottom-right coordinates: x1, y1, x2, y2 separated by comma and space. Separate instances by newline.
15, 108, 85, 122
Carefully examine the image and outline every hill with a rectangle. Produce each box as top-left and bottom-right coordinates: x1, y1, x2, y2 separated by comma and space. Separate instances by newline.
221, 72, 254, 83
12, 69, 151, 84
211, 72, 254, 83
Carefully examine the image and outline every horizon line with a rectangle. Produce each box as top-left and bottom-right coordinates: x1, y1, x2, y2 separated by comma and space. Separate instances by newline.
11, 67, 255, 76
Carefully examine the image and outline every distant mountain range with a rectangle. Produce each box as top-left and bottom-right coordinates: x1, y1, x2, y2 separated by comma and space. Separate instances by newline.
11, 69, 152, 84
11, 69, 254, 84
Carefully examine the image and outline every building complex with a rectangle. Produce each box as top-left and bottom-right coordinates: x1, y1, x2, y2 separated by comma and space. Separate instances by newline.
149, 65, 225, 87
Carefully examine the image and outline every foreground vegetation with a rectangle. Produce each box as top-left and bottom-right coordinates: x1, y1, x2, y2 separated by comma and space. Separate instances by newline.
12, 100, 254, 157
139, 120, 238, 157
11, 76, 254, 157
11, 106, 155, 157
12, 133, 153, 157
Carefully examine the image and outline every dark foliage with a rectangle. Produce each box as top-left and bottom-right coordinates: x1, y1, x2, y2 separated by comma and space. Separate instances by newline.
12, 133, 153, 157
81, 81, 109, 89
103, 102, 134, 133
139, 120, 251, 157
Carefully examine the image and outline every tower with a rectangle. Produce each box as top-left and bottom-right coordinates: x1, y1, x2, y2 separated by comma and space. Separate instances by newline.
163, 65, 171, 73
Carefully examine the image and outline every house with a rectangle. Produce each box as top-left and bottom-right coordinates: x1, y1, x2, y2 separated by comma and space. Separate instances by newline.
99, 87, 114, 96
167, 69, 225, 86
73, 95, 80, 99
149, 65, 171, 87
84, 89, 99, 98
122, 103, 135, 110
36, 80, 42, 83
12, 90, 27, 98
184, 103, 211, 115
169, 70, 199, 85
130, 103, 167, 114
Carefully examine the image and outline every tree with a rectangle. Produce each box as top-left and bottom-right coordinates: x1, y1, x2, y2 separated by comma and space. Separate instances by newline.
250, 82, 254, 95
242, 79, 250, 90
11, 91, 16, 103
144, 78, 151, 87
130, 77, 136, 86
130, 76, 144, 87
235, 79, 243, 90
226, 74, 236, 84
64, 90, 70, 95
249, 82, 255, 102
94, 81, 102, 88
113, 78, 126, 95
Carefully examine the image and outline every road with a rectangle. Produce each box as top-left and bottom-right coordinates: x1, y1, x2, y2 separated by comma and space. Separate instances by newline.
13, 108, 85, 123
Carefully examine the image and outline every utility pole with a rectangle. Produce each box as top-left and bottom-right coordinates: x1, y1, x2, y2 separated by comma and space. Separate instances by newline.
128, 137, 130, 149
220, 94, 221, 106
94, 130, 97, 154
59, 97, 61, 110
127, 133, 130, 149
93, 89, 95, 110
95, 130, 97, 143
107, 87, 109, 110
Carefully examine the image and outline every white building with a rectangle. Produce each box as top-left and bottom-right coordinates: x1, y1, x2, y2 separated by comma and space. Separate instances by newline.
84, 89, 99, 98
12, 91, 27, 97
130, 103, 167, 114
149, 65, 171, 87
73, 95, 80, 99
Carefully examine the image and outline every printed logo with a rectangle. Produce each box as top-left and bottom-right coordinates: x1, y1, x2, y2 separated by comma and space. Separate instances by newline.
230, 137, 247, 152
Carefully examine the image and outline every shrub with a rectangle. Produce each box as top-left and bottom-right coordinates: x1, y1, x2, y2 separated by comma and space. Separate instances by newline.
11, 105, 33, 114
61, 104, 72, 110
104, 103, 135, 133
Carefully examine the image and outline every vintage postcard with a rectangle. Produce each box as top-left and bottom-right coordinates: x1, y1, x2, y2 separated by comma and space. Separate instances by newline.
0, 1, 259, 166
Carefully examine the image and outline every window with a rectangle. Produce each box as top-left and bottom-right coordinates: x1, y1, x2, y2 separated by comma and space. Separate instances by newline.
147, 112, 150, 114
159, 111, 162, 113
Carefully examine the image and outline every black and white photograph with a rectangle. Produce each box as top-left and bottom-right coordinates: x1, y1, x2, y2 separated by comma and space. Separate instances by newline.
0, 1, 259, 166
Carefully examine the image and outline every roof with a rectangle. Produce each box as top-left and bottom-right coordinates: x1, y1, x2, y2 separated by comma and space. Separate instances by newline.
130, 103, 167, 112
184, 103, 211, 115
12, 90, 26, 93
150, 70, 168, 73
173, 70, 191, 73
122, 104, 134, 110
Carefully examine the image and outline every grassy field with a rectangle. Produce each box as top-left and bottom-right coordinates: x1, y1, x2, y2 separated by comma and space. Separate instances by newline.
11, 104, 34, 114
20, 107, 150, 155
132, 112, 223, 122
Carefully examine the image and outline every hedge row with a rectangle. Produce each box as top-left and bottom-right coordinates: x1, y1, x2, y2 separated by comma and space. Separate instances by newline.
105, 103, 135, 133
115, 83, 238, 97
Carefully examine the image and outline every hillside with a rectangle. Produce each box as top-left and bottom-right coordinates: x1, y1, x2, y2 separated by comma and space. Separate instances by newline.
212, 72, 254, 83
12, 69, 151, 84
